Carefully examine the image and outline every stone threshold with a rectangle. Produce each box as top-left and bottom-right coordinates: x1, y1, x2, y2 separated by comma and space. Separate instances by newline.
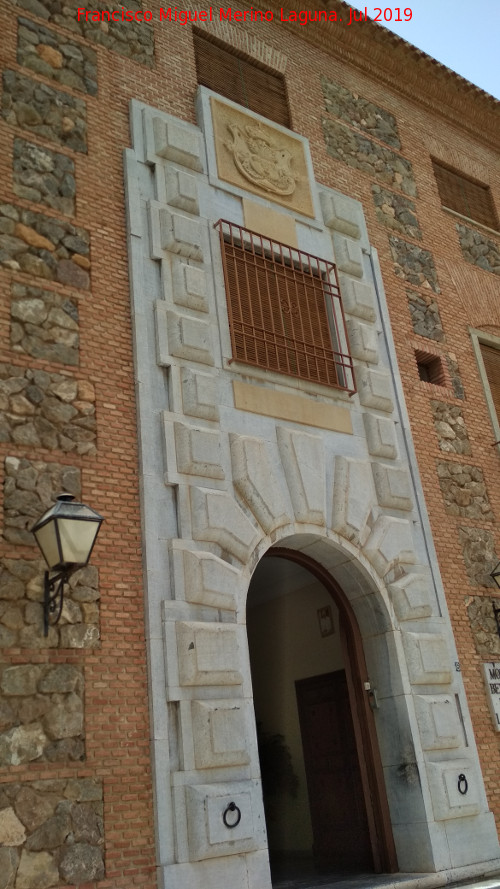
272, 860, 500, 889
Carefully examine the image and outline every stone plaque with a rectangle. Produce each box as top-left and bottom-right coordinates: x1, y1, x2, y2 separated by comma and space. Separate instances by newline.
211, 97, 315, 218
482, 662, 500, 731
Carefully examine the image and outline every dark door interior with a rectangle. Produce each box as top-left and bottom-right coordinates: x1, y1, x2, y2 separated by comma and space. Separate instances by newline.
295, 670, 373, 871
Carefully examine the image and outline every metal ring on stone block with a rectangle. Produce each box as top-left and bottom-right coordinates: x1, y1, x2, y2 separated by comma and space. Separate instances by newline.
223, 801, 241, 829
457, 773, 468, 795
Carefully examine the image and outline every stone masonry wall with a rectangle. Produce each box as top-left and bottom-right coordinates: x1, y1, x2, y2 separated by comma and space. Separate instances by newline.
459, 526, 498, 588
321, 76, 401, 148
437, 461, 494, 521
0, 777, 104, 887
10, 283, 80, 365
2, 71, 87, 153
322, 118, 416, 196
390, 236, 440, 293
3, 456, 81, 546
9, 0, 154, 65
458, 223, 500, 277
372, 185, 421, 239
13, 138, 76, 216
0, 364, 96, 454
407, 289, 445, 341
0, 664, 84, 766
431, 401, 471, 455
0, 203, 90, 288
17, 17, 98, 95
467, 596, 500, 659
0, 559, 99, 649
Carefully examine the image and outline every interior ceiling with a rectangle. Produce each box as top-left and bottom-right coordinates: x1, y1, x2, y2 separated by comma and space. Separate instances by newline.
247, 556, 317, 608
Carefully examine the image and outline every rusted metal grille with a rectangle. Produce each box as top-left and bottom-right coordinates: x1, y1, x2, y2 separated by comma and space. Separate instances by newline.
216, 220, 355, 393
432, 160, 499, 230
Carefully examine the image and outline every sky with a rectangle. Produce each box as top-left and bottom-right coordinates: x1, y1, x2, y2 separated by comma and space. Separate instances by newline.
349, 0, 500, 100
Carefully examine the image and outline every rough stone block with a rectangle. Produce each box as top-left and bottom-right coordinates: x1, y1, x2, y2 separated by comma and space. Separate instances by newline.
331, 456, 377, 545
172, 261, 209, 313
277, 427, 325, 525
364, 515, 415, 577
152, 116, 204, 171
176, 622, 242, 686
191, 700, 250, 768
414, 695, 462, 750
190, 487, 260, 564
173, 421, 225, 479
166, 169, 200, 215
426, 760, 481, 820
332, 233, 364, 278
172, 547, 239, 610
159, 208, 204, 260
185, 781, 266, 860
230, 434, 288, 533
363, 414, 398, 459
2, 71, 87, 153
338, 274, 376, 322
346, 318, 379, 364
181, 368, 218, 421
156, 304, 214, 366
372, 464, 413, 511
388, 571, 433, 621
356, 366, 394, 413
321, 77, 401, 149
402, 632, 452, 685
319, 191, 361, 239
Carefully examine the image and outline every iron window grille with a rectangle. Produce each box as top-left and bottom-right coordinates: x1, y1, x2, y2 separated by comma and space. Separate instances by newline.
216, 220, 356, 394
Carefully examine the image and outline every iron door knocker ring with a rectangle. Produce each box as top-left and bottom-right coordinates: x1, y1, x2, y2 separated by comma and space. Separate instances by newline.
223, 801, 241, 828
458, 773, 468, 795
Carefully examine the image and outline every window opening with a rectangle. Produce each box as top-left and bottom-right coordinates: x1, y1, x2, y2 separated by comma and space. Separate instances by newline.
415, 349, 446, 386
216, 220, 355, 393
193, 32, 291, 128
432, 160, 499, 231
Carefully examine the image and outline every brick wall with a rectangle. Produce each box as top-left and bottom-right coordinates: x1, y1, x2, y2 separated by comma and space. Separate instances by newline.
1, 0, 500, 882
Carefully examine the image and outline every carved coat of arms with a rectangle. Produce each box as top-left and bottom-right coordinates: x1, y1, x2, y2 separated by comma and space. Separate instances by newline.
225, 123, 297, 196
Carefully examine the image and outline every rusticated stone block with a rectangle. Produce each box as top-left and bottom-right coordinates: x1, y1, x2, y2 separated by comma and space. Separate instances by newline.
431, 401, 471, 455
437, 461, 494, 521
356, 366, 394, 413
0, 664, 84, 765
176, 622, 242, 686
191, 700, 250, 768
426, 760, 480, 820
319, 191, 362, 239
388, 571, 433, 621
390, 237, 440, 293
180, 368, 218, 421
0, 364, 96, 454
10, 283, 79, 366
321, 76, 401, 149
414, 694, 462, 750
3, 456, 81, 546
13, 139, 76, 216
0, 557, 99, 649
402, 631, 452, 685
458, 224, 500, 277
331, 456, 377, 545
0, 204, 90, 289
372, 464, 413, 511
2, 71, 87, 153
0, 778, 103, 886
277, 426, 325, 525
346, 318, 379, 364
171, 546, 239, 610
17, 18, 98, 95
407, 289, 444, 342
230, 434, 288, 533
190, 487, 259, 564
156, 304, 214, 366
363, 414, 398, 459
338, 274, 376, 322
151, 114, 204, 169
322, 118, 416, 197
332, 233, 363, 278
171, 260, 208, 313
372, 185, 421, 240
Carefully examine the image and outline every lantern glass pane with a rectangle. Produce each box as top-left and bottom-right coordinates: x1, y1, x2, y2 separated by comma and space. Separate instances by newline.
33, 521, 61, 570
57, 518, 100, 566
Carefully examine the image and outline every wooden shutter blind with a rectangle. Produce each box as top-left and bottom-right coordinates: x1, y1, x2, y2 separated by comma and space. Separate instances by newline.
193, 32, 291, 128
216, 220, 355, 392
432, 160, 499, 230
480, 342, 500, 421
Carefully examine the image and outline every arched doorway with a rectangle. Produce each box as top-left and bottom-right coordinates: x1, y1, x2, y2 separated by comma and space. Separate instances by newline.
246, 546, 397, 883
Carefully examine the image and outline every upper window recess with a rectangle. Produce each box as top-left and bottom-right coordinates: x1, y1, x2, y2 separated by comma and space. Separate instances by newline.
216, 220, 355, 394
194, 32, 291, 128
432, 160, 499, 231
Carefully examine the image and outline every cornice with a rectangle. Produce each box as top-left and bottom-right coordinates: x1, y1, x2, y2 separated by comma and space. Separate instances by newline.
265, 0, 499, 152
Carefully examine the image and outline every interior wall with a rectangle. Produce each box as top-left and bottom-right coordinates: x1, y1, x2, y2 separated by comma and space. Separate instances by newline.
247, 564, 343, 854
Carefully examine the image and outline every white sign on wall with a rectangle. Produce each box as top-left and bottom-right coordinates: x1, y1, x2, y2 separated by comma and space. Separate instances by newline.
482, 662, 500, 732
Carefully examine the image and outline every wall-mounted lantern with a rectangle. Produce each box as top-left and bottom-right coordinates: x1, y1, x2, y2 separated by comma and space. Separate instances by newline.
31, 494, 104, 636
489, 562, 500, 637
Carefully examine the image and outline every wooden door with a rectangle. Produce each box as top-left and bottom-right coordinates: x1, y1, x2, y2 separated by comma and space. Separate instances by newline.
295, 670, 373, 871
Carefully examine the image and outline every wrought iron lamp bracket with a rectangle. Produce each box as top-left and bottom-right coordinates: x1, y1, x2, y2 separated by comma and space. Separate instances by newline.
43, 569, 68, 637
